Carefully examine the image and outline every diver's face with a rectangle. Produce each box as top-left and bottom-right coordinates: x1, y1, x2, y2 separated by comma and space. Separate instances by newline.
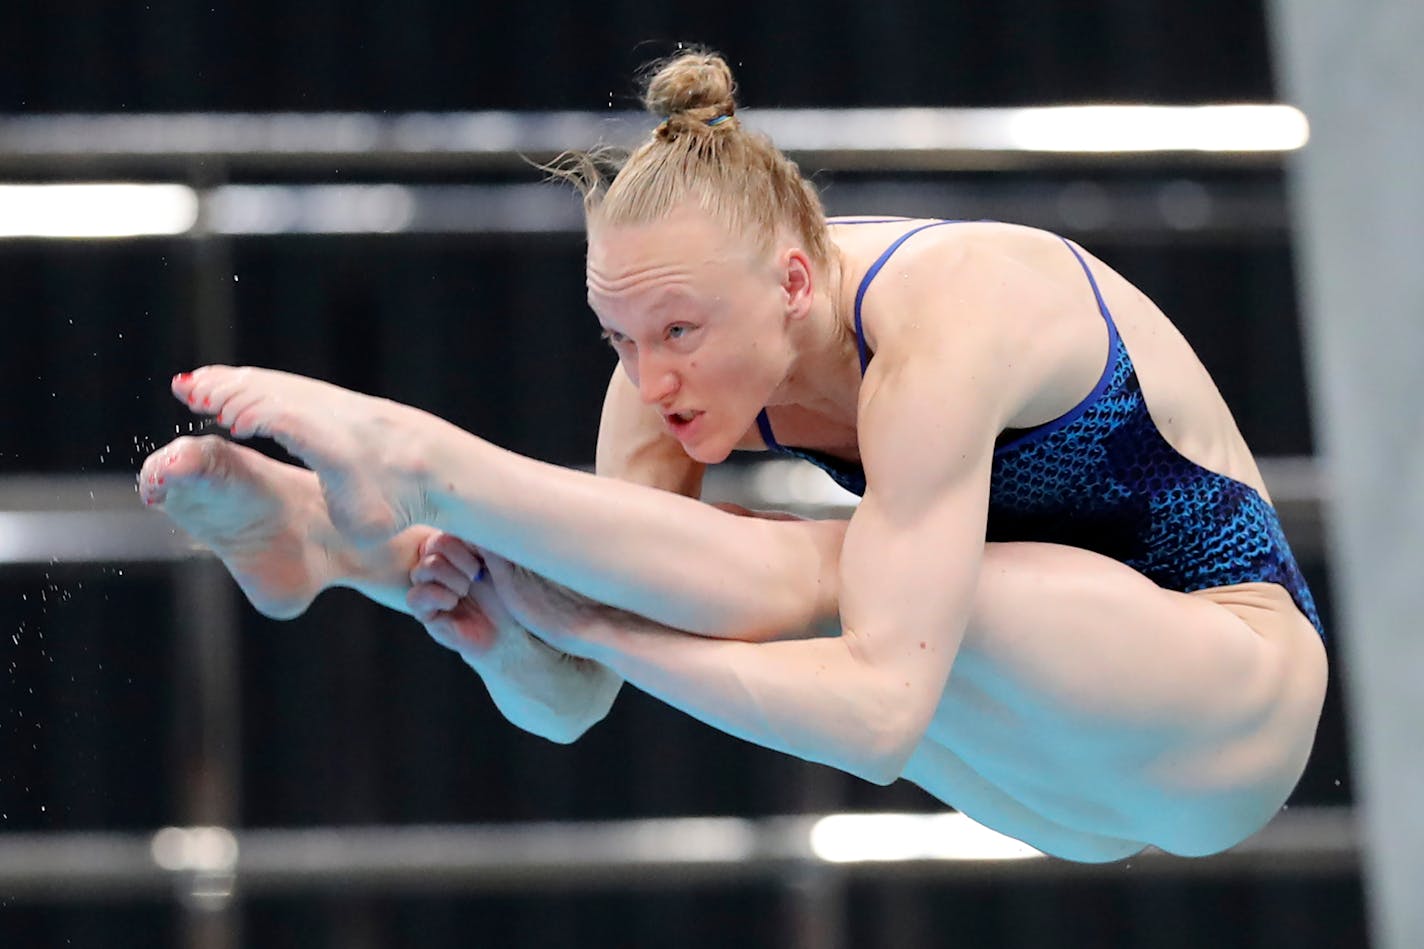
586, 205, 793, 463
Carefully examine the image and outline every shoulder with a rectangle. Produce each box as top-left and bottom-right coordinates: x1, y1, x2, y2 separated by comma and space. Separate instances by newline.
857, 225, 1055, 354
854, 240, 1022, 424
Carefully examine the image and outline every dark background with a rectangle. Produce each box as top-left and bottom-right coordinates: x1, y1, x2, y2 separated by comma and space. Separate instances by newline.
0, 2, 1358, 947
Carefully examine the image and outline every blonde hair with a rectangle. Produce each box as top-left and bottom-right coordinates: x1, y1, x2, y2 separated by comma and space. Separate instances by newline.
547, 48, 831, 266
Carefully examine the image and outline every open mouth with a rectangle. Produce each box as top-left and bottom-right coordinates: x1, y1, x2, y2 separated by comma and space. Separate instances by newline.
666, 410, 702, 430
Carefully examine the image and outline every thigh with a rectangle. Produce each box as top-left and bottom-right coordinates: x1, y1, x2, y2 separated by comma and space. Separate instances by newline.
929, 542, 1327, 854
901, 739, 1146, 864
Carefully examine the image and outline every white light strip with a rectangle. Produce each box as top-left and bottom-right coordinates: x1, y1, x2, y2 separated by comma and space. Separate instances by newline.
747, 105, 1309, 155
0, 106, 1309, 163
205, 184, 415, 234
1002, 104, 1310, 153
0, 183, 198, 238
810, 812, 1045, 863
150, 826, 240, 873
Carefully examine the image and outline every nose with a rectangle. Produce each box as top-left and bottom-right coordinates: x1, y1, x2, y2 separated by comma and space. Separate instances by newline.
635, 350, 678, 406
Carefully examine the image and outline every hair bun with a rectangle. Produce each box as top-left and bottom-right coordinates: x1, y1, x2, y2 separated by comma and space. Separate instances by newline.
643, 48, 737, 127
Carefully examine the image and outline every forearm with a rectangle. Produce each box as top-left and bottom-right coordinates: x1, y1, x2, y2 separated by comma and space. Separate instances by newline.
476, 541, 910, 781
421, 427, 837, 639
461, 626, 622, 744
587, 622, 911, 784
268, 468, 620, 743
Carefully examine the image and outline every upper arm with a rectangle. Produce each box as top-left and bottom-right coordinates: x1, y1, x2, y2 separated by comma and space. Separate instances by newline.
837, 298, 1007, 752
595, 366, 706, 497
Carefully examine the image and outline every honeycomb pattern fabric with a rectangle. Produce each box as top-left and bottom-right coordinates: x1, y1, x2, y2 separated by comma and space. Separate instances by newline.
756, 227, 1324, 637
984, 333, 1323, 637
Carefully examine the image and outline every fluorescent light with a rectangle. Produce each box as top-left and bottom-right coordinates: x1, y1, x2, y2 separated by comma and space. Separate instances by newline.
1004, 104, 1309, 153
0, 183, 198, 238
206, 184, 415, 234
810, 812, 1045, 863
150, 826, 239, 873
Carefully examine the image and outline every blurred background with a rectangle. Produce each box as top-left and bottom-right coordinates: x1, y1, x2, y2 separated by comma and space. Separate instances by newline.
0, 2, 1398, 947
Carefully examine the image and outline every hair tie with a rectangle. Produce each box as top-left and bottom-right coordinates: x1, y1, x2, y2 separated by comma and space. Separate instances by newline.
706, 114, 731, 127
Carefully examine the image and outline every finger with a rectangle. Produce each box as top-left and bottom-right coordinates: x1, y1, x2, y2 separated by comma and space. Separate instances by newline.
410, 553, 472, 596
426, 532, 486, 580
416, 530, 442, 559
464, 570, 519, 627
407, 582, 459, 617
421, 614, 464, 651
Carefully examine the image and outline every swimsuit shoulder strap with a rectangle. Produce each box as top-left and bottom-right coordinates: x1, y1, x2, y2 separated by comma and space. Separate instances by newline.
851, 220, 963, 374
755, 409, 782, 450
1058, 237, 1121, 346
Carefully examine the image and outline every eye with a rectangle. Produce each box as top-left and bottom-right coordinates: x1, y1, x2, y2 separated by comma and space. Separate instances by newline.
667, 324, 694, 341
600, 329, 630, 347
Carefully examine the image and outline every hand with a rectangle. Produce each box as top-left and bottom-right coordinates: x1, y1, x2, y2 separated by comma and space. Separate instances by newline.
472, 549, 615, 661
407, 530, 505, 656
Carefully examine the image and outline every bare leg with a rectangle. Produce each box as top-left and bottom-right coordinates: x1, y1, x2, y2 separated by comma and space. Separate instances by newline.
462, 536, 1324, 857
171, 366, 835, 640
925, 542, 1328, 856
901, 740, 1145, 863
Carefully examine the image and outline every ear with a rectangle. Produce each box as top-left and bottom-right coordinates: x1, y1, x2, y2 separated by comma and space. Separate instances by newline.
781, 247, 815, 322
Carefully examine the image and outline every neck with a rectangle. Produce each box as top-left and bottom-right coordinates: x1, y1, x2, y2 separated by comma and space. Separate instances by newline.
774, 247, 862, 418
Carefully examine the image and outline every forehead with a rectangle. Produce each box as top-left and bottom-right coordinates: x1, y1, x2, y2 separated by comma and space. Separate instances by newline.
585, 207, 756, 303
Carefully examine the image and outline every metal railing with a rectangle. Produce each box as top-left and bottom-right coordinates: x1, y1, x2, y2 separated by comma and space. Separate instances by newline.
0, 806, 1358, 905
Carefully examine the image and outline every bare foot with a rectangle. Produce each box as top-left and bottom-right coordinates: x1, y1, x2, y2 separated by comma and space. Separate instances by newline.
171, 366, 444, 546
139, 435, 335, 619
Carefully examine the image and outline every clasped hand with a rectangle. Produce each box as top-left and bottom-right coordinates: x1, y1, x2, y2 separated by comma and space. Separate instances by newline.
407, 531, 606, 660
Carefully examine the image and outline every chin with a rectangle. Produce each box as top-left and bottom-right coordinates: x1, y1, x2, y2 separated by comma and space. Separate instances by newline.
682, 432, 736, 465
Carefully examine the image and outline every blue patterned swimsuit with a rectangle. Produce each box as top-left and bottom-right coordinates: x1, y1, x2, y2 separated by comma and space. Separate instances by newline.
755, 220, 1323, 637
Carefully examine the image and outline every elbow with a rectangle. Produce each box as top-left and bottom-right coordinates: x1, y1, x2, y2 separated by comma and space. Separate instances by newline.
538, 721, 588, 746
849, 701, 930, 787
525, 707, 600, 745
858, 731, 918, 786
534, 669, 623, 745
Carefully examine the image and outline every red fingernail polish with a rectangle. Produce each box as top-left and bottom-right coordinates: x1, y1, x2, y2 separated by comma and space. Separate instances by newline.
216, 413, 225, 425
203, 396, 211, 408
175, 372, 192, 382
